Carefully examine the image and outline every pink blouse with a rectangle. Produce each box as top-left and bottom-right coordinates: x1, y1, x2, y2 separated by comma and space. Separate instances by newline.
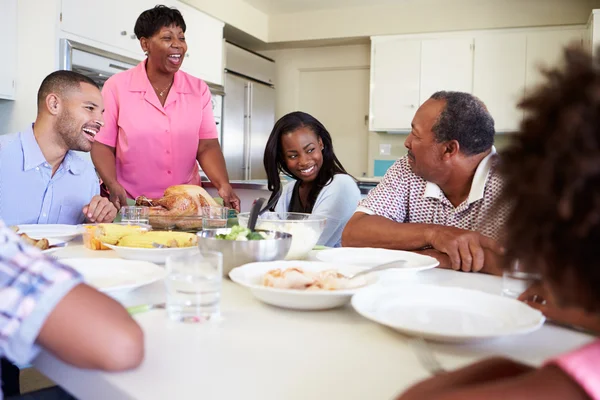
551, 339, 600, 399
95, 60, 218, 199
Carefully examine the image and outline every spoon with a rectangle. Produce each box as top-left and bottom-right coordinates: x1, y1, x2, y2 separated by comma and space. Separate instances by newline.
248, 197, 266, 232
344, 259, 407, 280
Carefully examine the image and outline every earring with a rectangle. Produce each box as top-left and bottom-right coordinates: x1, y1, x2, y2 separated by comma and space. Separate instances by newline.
144, 51, 148, 56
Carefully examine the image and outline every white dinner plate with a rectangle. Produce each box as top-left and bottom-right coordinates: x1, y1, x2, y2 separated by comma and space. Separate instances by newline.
103, 243, 199, 264
41, 239, 68, 255
60, 258, 166, 294
351, 284, 545, 343
316, 247, 439, 272
229, 260, 378, 311
17, 224, 81, 242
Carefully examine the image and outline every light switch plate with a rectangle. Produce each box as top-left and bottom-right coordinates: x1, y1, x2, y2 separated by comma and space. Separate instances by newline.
379, 144, 392, 156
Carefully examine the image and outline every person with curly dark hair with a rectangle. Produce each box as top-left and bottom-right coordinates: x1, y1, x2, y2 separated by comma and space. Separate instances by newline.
91, 5, 240, 212
343, 91, 504, 274
396, 46, 600, 400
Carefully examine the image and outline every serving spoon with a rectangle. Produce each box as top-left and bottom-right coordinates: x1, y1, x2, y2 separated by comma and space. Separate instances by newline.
248, 197, 266, 232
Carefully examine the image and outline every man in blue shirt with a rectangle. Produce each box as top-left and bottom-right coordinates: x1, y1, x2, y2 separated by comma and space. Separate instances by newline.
0, 71, 117, 226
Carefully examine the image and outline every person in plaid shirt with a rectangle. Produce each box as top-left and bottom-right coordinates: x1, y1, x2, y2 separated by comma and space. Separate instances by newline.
342, 91, 505, 274
0, 220, 144, 399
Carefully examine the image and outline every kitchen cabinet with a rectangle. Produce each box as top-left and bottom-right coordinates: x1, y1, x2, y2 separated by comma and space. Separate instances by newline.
174, 1, 224, 85
525, 29, 584, 93
369, 39, 421, 131
419, 37, 474, 104
0, 0, 17, 100
473, 33, 527, 132
60, 0, 148, 58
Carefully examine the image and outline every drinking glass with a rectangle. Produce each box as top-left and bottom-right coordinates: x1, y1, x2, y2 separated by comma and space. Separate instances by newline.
119, 206, 150, 224
165, 250, 223, 323
501, 260, 541, 299
202, 206, 229, 230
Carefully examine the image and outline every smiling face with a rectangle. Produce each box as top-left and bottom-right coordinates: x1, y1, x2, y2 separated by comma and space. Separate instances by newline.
53, 82, 104, 152
281, 126, 324, 184
141, 24, 187, 75
404, 98, 448, 182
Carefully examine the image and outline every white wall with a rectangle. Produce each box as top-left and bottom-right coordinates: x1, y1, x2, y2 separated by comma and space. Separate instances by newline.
269, 0, 600, 43
183, 0, 269, 42
0, 0, 60, 134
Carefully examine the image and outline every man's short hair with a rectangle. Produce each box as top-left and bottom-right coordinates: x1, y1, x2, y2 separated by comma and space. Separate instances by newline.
429, 91, 495, 156
37, 70, 99, 111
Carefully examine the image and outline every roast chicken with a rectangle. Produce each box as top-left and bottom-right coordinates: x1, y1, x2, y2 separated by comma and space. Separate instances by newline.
135, 185, 220, 229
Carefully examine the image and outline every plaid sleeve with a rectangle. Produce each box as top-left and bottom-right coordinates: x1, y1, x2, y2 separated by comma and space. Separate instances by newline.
0, 221, 83, 364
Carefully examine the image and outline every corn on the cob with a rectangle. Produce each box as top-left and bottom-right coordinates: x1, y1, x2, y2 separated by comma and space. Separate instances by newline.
95, 224, 145, 245
117, 231, 197, 248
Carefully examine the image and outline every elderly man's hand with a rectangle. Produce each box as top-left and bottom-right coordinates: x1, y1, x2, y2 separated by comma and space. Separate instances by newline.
425, 226, 504, 272
83, 195, 118, 223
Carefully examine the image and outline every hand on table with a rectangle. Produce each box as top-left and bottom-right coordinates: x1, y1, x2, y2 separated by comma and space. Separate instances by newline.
83, 195, 117, 223
218, 184, 240, 212
425, 226, 504, 272
519, 282, 600, 335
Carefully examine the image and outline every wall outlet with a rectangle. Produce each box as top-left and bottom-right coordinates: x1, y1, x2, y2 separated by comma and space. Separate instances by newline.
379, 143, 392, 156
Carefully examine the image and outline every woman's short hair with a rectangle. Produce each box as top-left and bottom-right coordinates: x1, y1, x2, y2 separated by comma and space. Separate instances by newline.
134, 5, 186, 39
498, 46, 600, 312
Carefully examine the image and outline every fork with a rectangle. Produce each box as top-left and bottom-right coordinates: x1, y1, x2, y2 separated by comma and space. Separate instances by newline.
409, 337, 446, 376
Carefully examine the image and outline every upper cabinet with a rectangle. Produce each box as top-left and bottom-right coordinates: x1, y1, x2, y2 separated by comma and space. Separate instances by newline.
59, 0, 225, 85
473, 33, 527, 132
0, 0, 17, 100
525, 30, 584, 93
419, 37, 474, 104
370, 26, 586, 133
174, 1, 224, 85
369, 39, 421, 132
60, 0, 147, 58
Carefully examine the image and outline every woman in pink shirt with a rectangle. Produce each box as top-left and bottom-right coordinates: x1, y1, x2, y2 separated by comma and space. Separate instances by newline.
397, 47, 600, 400
91, 5, 240, 211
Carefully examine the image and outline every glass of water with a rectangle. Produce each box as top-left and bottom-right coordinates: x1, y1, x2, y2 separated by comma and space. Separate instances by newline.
165, 250, 223, 323
502, 260, 541, 299
120, 206, 150, 224
202, 206, 229, 230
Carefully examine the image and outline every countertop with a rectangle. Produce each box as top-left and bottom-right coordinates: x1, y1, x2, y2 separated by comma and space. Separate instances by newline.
201, 178, 380, 194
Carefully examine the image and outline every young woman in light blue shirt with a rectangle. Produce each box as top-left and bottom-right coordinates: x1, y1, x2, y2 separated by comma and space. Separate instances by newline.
264, 112, 360, 247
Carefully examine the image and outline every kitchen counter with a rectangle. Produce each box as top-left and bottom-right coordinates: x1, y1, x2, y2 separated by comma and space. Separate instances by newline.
201, 179, 272, 191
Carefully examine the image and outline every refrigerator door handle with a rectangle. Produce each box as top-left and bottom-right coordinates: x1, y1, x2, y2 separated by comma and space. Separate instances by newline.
244, 82, 253, 180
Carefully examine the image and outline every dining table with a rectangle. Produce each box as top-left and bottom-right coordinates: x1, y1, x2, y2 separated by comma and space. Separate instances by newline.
33, 239, 596, 400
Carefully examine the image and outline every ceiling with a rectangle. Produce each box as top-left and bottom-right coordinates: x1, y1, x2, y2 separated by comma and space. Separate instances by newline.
243, 0, 406, 15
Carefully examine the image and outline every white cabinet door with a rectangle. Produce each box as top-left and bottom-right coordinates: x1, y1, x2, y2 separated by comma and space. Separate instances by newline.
61, 0, 148, 58
525, 29, 584, 93
175, 1, 224, 85
369, 39, 421, 131
419, 37, 474, 104
0, 0, 17, 99
473, 33, 527, 132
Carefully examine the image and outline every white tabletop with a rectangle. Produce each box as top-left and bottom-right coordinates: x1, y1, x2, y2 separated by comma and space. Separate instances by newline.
33, 241, 596, 400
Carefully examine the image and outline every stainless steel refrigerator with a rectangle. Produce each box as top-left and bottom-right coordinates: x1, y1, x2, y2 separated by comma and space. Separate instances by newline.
222, 42, 276, 180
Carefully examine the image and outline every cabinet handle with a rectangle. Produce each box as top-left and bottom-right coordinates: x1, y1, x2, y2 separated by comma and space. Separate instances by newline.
130, 34, 137, 40
120, 31, 127, 36
185, 53, 190, 58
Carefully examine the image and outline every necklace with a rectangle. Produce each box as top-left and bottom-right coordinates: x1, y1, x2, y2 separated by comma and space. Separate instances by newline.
151, 80, 173, 98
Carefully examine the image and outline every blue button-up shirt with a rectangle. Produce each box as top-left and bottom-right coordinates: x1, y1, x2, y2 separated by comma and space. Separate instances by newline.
0, 125, 100, 226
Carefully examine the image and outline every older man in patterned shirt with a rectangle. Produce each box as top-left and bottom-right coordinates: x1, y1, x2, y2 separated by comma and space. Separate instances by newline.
342, 91, 506, 274
0, 220, 144, 399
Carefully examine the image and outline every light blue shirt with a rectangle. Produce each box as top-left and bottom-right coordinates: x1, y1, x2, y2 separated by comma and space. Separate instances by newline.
0, 125, 100, 226
275, 174, 361, 247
